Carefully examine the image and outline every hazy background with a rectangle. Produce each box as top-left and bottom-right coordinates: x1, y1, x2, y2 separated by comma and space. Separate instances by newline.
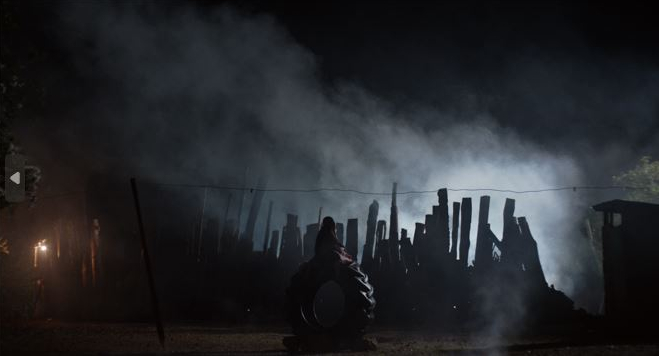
5, 1, 659, 313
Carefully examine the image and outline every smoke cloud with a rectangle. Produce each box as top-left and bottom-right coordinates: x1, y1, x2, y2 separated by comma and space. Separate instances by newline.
24, 2, 657, 312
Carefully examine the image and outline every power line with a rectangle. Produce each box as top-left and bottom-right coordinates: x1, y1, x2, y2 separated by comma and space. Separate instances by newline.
145, 182, 648, 195
30, 183, 649, 201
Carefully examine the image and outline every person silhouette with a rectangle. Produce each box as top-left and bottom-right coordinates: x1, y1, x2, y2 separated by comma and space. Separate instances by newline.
315, 216, 353, 264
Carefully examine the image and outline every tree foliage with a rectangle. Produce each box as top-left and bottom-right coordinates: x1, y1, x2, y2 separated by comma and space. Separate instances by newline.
1, 0, 42, 210
613, 156, 659, 203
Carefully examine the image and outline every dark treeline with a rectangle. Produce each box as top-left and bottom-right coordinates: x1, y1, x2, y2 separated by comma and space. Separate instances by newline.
21, 177, 583, 332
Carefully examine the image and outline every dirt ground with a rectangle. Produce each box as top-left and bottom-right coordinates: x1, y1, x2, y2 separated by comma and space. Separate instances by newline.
1, 321, 657, 355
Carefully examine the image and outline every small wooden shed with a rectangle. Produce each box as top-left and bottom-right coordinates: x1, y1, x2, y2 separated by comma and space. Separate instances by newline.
592, 199, 659, 325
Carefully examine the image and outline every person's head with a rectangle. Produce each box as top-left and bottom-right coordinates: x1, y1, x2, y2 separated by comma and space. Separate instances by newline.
321, 216, 336, 232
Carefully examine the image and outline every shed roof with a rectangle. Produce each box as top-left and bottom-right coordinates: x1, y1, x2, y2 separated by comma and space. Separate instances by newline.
592, 199, 659, 214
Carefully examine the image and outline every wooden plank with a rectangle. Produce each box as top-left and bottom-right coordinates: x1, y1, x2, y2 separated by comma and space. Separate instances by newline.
400, 228, 415, 273
375, 220, 387, 272
337, 222, 344, 244
346, 218, 359, 261
450, 201, 460, 260
412, 223, 427, 265
459, 198, 472, 268
243, 177, 267, 248
262, 200, 273, 254
474, 195, 491, 270
437, 189, 450, 255
501, 198, 519, 266
389, 183, 400, 264
518, 217, 548, 287
268, 230, 280, 259
361, 200, 379, 268
303, 223, 319, 259
280, 214, 302, 267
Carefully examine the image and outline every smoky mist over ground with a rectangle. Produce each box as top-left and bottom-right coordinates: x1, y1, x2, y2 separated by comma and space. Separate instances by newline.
12, 2, 658, 313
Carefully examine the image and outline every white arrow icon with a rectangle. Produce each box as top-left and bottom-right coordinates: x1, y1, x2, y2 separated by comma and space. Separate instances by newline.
9, 172, 21, 185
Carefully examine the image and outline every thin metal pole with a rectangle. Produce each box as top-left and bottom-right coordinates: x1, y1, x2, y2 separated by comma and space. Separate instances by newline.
218, 193, 233, 254
130, 178, 165, 347
262, 200, 273, 254
197, 187, 208, 261
236, 167, 248, 237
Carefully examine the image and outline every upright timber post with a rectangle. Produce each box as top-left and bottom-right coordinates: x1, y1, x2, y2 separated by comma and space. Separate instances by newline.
243, 177, 266, 250
362, 200, 379, 269
425, 212, 435, 242
303, 223, 319, 259
130, 178, 165, 347
437, 188, 450, 256
262, 200, 273, 254
375, 220, 387, 272
268, 230, 280, 259
336, 223, 344, 245
400, 228, 415, 272
389, 183, 400, 265
424, 213, 435, 268
280, 214, 301, 263
412, 222, 426, 267
518, 217, 547, 287
474, 195, 492, 271
459, 198, 472, 268
346, 218, 359, 261
501, 198, 518, 267
450, 202, 460, 260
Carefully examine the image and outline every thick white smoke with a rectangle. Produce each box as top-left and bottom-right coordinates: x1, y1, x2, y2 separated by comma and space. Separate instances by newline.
52, 3, 594, 307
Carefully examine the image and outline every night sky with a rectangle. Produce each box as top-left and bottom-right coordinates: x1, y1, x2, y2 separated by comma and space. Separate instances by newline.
6, 1, 658, 178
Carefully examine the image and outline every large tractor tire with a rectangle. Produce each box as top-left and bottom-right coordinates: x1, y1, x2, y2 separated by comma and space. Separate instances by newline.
285, 260, 375, 339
